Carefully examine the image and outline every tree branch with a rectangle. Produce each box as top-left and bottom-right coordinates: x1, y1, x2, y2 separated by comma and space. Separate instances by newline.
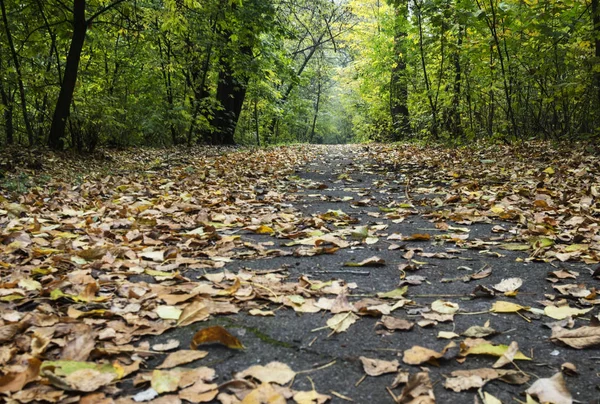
86, 0, 127, 24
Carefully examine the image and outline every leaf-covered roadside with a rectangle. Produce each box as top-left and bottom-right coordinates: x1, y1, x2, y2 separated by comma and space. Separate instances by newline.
0, 143, 599, 403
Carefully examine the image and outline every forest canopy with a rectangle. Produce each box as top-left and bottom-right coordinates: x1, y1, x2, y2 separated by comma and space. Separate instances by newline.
0, 0, 599, 150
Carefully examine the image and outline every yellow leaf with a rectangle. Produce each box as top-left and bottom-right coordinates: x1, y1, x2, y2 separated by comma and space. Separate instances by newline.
544, 305, 592, 320
461, 343, 530, 360
490, 301, 529, 313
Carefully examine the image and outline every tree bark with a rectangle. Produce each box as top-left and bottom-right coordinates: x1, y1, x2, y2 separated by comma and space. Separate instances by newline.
48, 0, 87, 150
0, 0, 34, 145
212, 47, 251, 145
390, 1, 410, 140
309, 79, 322, 143
593, 0, 600, 106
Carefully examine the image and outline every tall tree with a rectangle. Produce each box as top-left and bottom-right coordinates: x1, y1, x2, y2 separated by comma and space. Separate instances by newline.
47, 0, 127, 150
389, 0, 409, 139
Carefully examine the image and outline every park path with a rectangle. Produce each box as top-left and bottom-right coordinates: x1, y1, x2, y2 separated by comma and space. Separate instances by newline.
1, 144, 598, 403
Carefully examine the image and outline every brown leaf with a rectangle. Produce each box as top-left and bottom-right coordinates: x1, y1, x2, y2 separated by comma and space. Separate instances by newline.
190, 326, 244, 350
235, 362, 295, 385
402, 342, 456, 366
396, 372, 435, 404
377, 316, 414, 331
158, 350, 209, 369
492, 341, 519, 368
61, 331, 96, 361
241, 382, 286, 404
0, 324, 20, 343
179, 381, 219, 403
177, 301, 211, 327
550, 326, 600, 349
0, 357, 41, 393
526, 373, 572, 404
359, 356, 399, 376
343, 256, 386, 267
403, 233, 431, 241
443, 368, 528, 392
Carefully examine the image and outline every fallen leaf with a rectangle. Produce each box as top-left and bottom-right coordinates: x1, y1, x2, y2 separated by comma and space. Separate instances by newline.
152, 369, 182, 394
544, 305, 592, 320
0, 357, 41, 393
359, 357, 399, 376
153, 339, 180, 352
241, 382, 286, 404
343, 256, 385, 267
550, 326, 600, 349
403, 233, 431, 241
41, 360, 121, 392
235, 362, 296, 385
156, 305, 183, 320
396, 372, 435, 404
492, 341, 520, 368
190, 326, 244, 350
444, 368, 529, 392
377, 316, 414, 331
431, 300, 459, 314
177, 301, 210, 327
376, 287, 408, 299
437, 331, 459, 339
402, 342, 456, 365
526, 372, 572, 404
483, 392, 502, 404
461, 326, 497, 338
490, 301, 529, 313
158, 350, 209, 369
492, 277, 523, 293
460, 341, 530, 360
293, 389, 331, 404
326, 312, 359, 334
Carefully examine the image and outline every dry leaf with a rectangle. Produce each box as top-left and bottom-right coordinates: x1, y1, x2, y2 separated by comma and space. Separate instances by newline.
326, 312, 359, 334
343, 256, 385, 267
526, 373, 572, 404
359, 357, 399, 376
431, 300, 459, 314
235, 362, 295, 385
490, 301, 529, 313
396, 372, 435, 404
177, 301, 210, 327
190, 326, 244, 350
293, 389, 331, 404
0, 357, 41, 393
444, 368, 529, 392
377, 316, 414, 331
544, 305, 592, 320
550, 326, 600, 349
402, 342, 456, 365
492, 277, 523, 293
492, 341, 519, 368
241, 382, 286, 404
158, 350, 209, 369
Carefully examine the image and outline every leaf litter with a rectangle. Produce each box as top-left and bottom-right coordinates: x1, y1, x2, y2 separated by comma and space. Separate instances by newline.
1, 143, 599, 402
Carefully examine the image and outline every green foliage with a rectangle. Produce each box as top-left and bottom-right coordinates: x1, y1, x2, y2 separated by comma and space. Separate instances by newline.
0, 0, 597, 149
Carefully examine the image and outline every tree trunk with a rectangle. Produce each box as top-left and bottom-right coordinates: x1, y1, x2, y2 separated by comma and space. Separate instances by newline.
593, 0, 600, 106
48, 0, 87, 150
416, 1, 438, 138
254, 98, 260, 146
0, 0, 34, 145
390, 1, 409, 140
0, 85, 13, 145
309, 79, 322, 143
450, 19, 463, 137
212, 44, 252, 145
